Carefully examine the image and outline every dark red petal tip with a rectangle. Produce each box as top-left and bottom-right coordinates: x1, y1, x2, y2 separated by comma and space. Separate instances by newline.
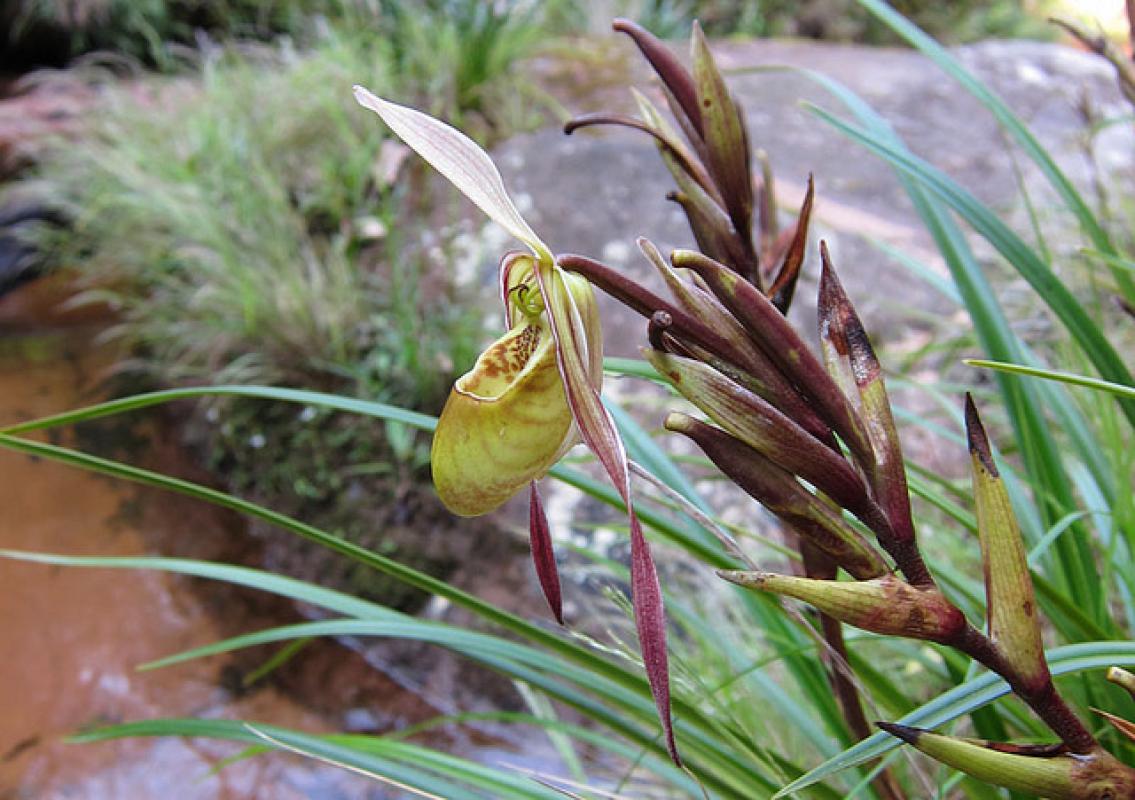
528, 482, 563, 625
963, 393, 997, 476
630, 517, 680, 765
876, 721, 921, 745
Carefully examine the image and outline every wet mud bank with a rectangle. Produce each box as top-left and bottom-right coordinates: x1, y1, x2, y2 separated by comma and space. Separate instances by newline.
0, 279, 549, 798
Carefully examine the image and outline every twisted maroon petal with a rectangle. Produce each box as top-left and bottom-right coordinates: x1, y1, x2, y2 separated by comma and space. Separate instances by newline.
528, 481, 563, 625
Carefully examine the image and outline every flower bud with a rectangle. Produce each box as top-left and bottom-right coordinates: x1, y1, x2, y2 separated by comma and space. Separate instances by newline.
666, 412, 887, 579
691, 22, 754, 270
673, 248, 875, 475
718, 572, 965, 643
650, 351, 882, 528
878, 723, 1135, 800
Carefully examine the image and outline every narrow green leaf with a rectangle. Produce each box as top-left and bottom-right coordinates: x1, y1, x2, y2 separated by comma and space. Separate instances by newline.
603, 357, 666, 384
853, 0, 1135, 302
74, 718, 544, 799
774, 641, 1135, 796
806, 103, 1135, 432
797, 67, 1111, 623
0, 384, 438, 437
0, 439, 768, 798
967, 360, 1135, 400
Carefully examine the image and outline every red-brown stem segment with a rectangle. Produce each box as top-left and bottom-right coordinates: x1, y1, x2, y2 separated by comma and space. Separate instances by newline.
952, 625, 1097, 754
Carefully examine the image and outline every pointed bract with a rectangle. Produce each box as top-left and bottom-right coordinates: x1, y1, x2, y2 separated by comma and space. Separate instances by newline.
630, 514, 679, 765
877, 724, 1135, 800
691, 23, 755, 276
819, 246, 932, 587
1093, 708, 1135, 744
673, 248, 875, 473
966, 395, 1049, 690
767, 174, 814, 314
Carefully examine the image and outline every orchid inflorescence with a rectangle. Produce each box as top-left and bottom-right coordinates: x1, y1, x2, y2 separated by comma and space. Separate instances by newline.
356, 19, 1135, 797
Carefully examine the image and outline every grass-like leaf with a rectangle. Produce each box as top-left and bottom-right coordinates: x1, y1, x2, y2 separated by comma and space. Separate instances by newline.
805, 103, 1135, 433
0, 433, 787, 797
72, 718, 556, 799
773, 641, 1135, 797
853, 0, 1135, 302
966, 360, 1135, 400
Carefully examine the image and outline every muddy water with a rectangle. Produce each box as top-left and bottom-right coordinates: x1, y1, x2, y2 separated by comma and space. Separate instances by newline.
0, 280, 454, 799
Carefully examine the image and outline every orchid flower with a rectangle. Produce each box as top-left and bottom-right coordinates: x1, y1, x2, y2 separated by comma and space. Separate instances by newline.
352, 87, 679, 764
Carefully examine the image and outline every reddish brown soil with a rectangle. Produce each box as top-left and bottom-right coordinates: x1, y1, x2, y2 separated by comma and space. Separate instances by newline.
0, 284, 447, 798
